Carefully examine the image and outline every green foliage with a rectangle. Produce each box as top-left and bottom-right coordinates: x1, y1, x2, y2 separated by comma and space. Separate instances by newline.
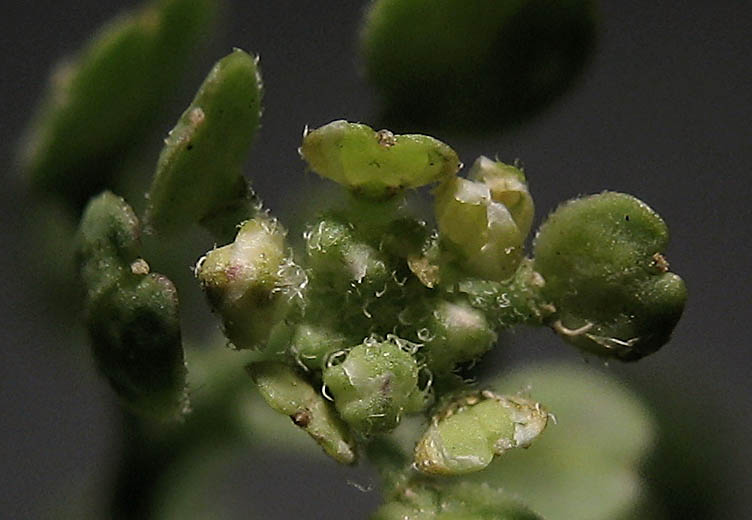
361, 0, 598, 132
22, 0, 218, 210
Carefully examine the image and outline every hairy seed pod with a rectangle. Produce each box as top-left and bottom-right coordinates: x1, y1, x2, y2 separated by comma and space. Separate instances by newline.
534, 192, 687, 360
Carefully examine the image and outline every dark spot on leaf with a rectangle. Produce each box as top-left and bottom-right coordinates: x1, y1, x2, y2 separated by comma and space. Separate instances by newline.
291, 409, 311, 427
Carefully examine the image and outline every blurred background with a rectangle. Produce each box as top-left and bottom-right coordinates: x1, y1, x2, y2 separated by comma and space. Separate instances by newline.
1, 0, 750, 517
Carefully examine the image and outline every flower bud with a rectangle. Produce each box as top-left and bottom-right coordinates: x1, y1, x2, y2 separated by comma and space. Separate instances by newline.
322, 340, 428, 435
434, 173, 528, 281
419, 299, 497, 374
196, 217, 304, 349
305, 217, 389, 292
290, 323, 351, 372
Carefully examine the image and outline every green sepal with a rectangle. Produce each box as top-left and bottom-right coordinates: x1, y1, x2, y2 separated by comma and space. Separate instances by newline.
322, 340, 429, 436
145, 48, 263, 235
300, 120, 461, 199
468, 156, 534, 238
77, 192, 187, 419
249, 361, 357, 464
533, 192, 687, 360
22, 0, 218, 210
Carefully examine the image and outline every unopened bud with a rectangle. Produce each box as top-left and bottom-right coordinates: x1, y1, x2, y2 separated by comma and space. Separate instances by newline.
196, 217, 303, 349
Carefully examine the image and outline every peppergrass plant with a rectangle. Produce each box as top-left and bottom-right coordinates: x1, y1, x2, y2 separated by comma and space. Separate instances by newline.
23, 0, 687, 518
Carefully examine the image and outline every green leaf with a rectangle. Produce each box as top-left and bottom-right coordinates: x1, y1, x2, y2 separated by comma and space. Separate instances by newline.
533, 192, 687, 360
145, 48, 263, 235
22, 0, 218, 210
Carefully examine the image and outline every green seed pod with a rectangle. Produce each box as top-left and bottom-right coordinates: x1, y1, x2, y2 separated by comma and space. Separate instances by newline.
362, 0, 597, 132
419, 299, 497, 374
249, 361, 357, 464
533, 192, 687, 360
77, 192, 187, 418
300, 120, 461, 199
22, 0, 217, 210
414, 392, 548, 476
145, 48, 263, 235
196, 217, 304, 349
322, 340, 428, 436
373, 481, 543, 520
435, 175, 528, 281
